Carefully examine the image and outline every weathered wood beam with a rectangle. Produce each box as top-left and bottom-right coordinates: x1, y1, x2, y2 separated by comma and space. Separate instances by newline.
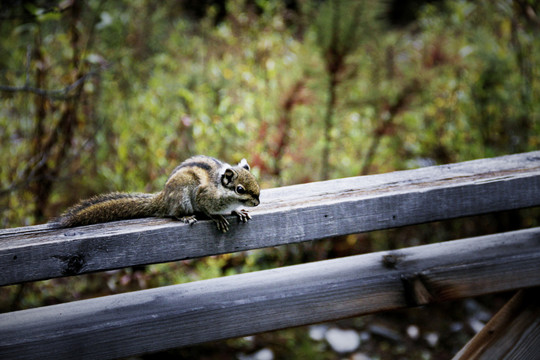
452, 287, 540, 360
1, 151, 539, 285
1, 227, 539, 360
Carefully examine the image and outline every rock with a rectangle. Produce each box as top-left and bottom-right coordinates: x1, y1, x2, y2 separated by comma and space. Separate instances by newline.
450, 322, 464, 332
237, 348, 274, 360
368, 324, 402, 342
325, 328, 361, 353
468, 318, 485, 333
464, 299, 492, 322
424, 332, 439, 347
309, 324, 328, 341
407, 325, 420, 340
351, 352, 371, 360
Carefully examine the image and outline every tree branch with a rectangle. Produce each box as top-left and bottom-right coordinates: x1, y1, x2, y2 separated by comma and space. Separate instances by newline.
0, 67, 106, 100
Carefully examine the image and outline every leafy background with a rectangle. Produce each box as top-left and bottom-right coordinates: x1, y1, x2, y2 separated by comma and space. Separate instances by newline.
1, 0, 539, 359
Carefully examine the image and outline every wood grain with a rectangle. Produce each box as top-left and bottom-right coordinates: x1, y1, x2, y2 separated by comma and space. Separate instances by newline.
1, 151, 539, 285
1, 227, 539, 360
452, 287, 540, 360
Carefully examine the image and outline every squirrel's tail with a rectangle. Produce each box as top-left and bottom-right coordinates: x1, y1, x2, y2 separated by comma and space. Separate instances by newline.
50, 192, 158, 228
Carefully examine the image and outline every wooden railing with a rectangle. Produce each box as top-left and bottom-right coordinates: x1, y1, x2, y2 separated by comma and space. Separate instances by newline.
1, 151, 539, 359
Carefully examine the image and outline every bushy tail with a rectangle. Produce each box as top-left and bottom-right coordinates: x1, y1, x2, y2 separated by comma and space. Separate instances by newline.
50, 192, 158, 228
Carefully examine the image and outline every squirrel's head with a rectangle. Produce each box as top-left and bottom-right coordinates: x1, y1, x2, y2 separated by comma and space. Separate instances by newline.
221, 159, 260, 207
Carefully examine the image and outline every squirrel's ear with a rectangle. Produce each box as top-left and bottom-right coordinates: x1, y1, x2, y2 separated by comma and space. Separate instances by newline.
238, 158, 250, 171
222, 168, 238, 186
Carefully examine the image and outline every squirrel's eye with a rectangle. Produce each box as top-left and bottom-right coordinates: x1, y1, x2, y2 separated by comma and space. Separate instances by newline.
236, 185, 246, 194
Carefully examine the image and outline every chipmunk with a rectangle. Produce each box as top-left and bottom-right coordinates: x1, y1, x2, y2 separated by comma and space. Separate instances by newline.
50, 156, 260, 232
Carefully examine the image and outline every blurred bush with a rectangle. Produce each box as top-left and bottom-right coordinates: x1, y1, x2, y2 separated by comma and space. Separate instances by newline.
1, 0, 539, 358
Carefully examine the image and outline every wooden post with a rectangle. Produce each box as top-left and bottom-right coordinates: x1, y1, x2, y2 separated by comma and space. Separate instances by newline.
1, 228, 539, 360
453, 287, 540, 360
1, 151, 539, 286
1, 152, 540, 359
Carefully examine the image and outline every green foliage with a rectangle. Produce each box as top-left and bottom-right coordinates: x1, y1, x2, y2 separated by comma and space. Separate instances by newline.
2, 1, 536, 223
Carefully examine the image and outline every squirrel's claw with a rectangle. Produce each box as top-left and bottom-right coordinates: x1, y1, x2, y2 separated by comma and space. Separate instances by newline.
233, 209, 251, 223
212, 215, 230, 233
178, 215, 197, 225
209, 211, 252, 232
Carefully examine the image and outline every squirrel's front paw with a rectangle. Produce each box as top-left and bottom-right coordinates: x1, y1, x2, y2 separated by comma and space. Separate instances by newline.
212, 215, 230, 233
178, 215, 197, 225
232, 209, 251, 223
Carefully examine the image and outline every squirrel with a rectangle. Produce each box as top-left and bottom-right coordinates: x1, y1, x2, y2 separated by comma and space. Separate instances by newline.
49, 156, 260, 232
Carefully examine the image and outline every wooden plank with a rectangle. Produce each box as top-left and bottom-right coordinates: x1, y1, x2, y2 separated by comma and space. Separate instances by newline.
452, 287, 540, 360
1, 227, 539, 360
1, 151, 540, 285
